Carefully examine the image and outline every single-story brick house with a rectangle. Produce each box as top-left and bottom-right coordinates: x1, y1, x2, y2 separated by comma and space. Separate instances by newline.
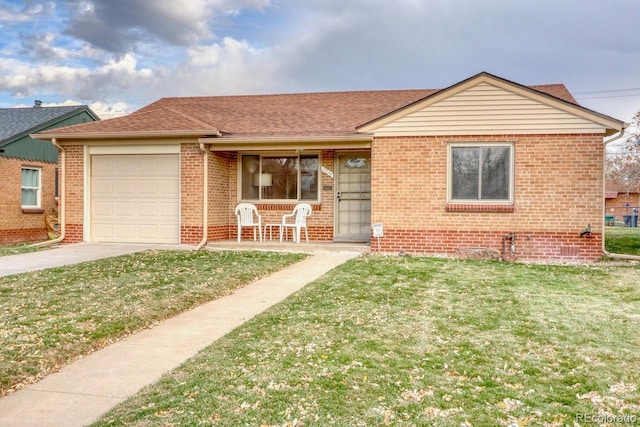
34, 72, 624, 261
0, 102, 99, 243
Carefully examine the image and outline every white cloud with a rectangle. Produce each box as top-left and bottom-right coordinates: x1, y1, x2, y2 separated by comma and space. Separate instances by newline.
11, 98, 129, 119
99, 53, 148, 76
88, 100, 129, 118
0, 53, 153, 102
186, 37, 262, 67
12, 99, 80, 108
212, 0, 270, 15
157, 37, 279, 96
0, 1, 55, 23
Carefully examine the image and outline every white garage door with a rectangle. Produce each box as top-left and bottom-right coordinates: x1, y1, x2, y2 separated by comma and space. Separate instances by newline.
91, 154, 180, 243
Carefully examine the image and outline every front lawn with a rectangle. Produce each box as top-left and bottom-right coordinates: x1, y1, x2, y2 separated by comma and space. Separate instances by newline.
94, 256, 640, 426
0, 243, 46, 257
0, 250, 306, 396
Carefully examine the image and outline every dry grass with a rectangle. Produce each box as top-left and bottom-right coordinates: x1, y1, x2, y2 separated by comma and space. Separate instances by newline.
93, 256, 640, 426
0, 243, 45, 257
0, 249, 306, 397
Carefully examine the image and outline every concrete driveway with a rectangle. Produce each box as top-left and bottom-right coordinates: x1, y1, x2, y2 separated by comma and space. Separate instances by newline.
0, 243, 190, 277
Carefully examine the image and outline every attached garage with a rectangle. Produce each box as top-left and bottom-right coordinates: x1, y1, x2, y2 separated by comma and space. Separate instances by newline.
90, 152, 180, 244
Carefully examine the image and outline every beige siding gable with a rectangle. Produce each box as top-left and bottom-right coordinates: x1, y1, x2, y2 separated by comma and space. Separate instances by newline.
366, 81, 609, 136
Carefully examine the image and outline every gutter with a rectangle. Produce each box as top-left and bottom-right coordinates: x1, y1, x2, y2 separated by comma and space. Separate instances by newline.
194, 142, 210, 250
601, 123, 640, 260
32, 129, 222, 141
200, 134, 373, 151
31, 138, 65, 247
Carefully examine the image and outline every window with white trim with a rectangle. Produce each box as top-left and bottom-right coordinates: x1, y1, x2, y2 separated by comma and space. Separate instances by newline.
21, 167, 42, 208
448, 143, 513, 203
240, 154, 319, 201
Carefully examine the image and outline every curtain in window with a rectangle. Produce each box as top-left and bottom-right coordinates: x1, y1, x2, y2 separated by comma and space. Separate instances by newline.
241, 155, 260, 200
21, 168, 40, 206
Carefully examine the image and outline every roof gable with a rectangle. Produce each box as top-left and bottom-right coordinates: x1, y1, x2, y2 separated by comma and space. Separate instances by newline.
357, 72, 624, 136
0, 105, 97, 144
0, 105, 99, 162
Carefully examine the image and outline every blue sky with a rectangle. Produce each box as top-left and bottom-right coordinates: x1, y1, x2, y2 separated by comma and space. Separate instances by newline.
0, 0, 639, 123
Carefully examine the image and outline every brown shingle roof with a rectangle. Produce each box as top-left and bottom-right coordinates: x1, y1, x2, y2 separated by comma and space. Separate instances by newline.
37, 79, 580, 138
529, 84, 578, 104
42, 107, 219, 135
138, 89, 443, 137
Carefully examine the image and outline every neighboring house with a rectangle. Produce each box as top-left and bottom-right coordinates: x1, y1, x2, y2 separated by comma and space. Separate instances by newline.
0, 102, 100, 243
605, 180, 640, 224
34, 72, 624, 261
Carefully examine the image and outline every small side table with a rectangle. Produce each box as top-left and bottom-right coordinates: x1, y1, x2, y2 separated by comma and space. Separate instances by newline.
263, 223, 282, 241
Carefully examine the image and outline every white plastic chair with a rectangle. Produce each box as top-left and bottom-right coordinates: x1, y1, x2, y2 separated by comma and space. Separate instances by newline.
280, 203, 312, 243
235, 203, 262, 242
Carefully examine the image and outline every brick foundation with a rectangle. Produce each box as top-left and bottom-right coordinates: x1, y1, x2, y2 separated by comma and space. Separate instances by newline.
371, 228, 603, 261
224, 225, 334, 242
0, 228, 48, 244
64, 223, 84, 243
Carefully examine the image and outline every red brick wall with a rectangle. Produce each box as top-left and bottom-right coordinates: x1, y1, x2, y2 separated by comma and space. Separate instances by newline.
57, 134, 605, 262
371, 134, 605, 261
0, 156, 57, 243
62, 146, 85, 243
207, 151, 232, 240
60, 145, 201, 244
180, 144, 205, 244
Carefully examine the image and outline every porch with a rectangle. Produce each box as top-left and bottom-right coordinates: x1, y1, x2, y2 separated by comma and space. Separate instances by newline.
204, 239, 370, 254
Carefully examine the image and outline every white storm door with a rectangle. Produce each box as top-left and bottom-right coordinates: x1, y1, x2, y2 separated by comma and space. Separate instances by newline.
335, 152, 371, 242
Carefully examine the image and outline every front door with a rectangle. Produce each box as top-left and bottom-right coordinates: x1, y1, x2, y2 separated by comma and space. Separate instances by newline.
335, 152, 371, 242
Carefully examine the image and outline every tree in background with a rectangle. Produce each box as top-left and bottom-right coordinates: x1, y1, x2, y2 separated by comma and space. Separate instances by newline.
606, 112, 640, 190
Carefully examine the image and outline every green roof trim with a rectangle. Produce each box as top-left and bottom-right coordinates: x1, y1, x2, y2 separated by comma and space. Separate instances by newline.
0, 105, 100, 163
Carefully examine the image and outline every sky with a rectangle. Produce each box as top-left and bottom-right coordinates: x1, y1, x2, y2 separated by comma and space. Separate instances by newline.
0, 0, 639, 127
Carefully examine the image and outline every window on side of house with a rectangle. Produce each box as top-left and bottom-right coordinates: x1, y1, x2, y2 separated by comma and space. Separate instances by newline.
240, 154, 319, 201
21, 166, 42, 208
448, 143, 513, 203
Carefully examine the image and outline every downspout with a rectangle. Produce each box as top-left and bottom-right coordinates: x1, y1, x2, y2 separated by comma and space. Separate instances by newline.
194, 142, 209, 250
601, 124, 640, 260
31, 138, 65, 247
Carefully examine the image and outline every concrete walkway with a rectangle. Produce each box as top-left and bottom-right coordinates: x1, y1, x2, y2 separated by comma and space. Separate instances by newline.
0, 248, 360, 427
